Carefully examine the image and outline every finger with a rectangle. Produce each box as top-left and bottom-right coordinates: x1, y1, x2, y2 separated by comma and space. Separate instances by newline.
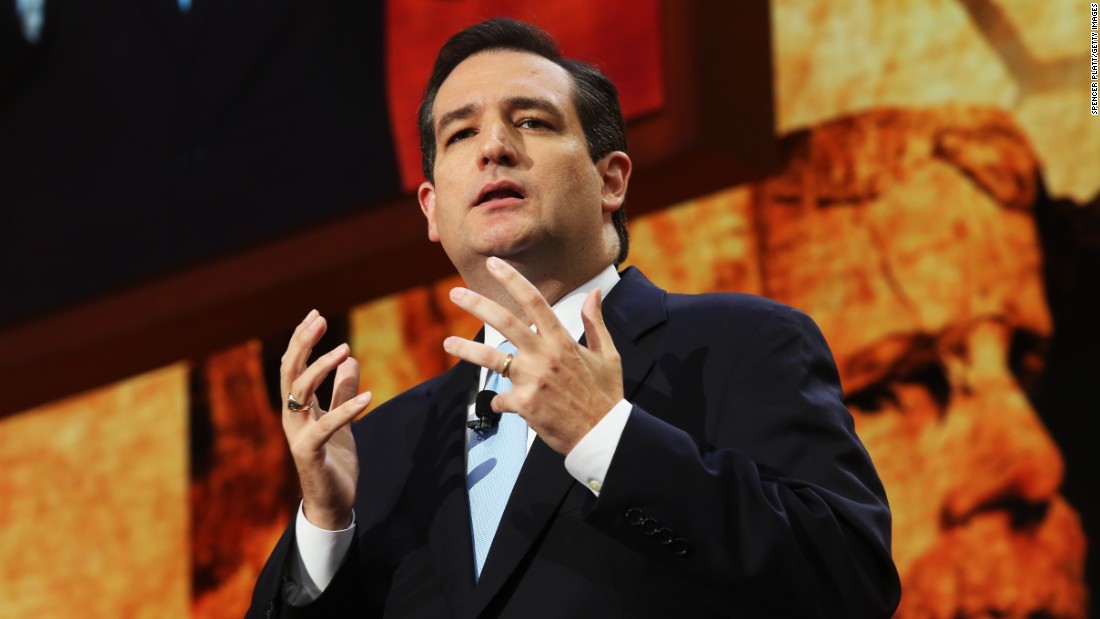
486, 257, 571, 343
279, 310, 318, 394
448, 286, 537, 349
289, 343, 350, 411
580, 289, 616, 355
443, 336, 510, 374
330, 357, 360, 410
490, 391, 522, 415
306, 392, 372, 449
280, 312, 327, 394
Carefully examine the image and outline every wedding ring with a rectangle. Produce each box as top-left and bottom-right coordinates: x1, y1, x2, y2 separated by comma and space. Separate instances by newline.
501, 353, 515, 379
286, 393, 313, 412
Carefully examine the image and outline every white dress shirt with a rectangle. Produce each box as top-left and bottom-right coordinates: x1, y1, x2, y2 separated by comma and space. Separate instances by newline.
289, 265, 632, 601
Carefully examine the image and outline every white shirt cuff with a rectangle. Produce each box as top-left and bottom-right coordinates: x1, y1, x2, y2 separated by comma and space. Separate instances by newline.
564, 399, 633, 495
287, 502, 356, 603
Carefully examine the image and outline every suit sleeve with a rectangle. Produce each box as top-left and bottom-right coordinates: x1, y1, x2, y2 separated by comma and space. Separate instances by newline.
245, 516, 374, 619
587, 304, 901, 617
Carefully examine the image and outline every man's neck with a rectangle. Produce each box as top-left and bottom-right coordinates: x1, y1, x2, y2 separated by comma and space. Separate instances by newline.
462, 259, 613, 323
482, 265, 620, 349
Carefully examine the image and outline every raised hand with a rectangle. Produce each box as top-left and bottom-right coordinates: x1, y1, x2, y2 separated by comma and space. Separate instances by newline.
443, 257, 624, 455
280, 310, 372, 530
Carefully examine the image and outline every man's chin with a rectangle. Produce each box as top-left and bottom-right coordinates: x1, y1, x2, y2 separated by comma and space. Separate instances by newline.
896, 498, 1088, 618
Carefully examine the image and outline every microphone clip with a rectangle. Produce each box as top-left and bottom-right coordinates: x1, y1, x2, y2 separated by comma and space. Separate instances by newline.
466, 416, 497, 431
467, 389, 500, 433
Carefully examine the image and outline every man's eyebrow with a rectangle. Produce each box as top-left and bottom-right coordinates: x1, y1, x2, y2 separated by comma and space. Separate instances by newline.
840, 334, 940, 393
505, 96, 565, 121
437, 103, 479, 135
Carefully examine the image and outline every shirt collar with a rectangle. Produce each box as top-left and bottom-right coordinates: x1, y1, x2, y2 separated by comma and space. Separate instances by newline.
483, 264, 620, 349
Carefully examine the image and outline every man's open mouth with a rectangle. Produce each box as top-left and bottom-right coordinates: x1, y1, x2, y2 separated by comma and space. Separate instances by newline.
475, 182, 525, 206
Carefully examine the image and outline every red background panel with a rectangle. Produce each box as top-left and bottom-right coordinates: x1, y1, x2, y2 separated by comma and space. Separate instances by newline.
385, 0, 663, 190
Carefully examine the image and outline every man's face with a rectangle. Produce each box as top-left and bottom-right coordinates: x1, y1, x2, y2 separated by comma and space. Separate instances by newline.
759, 162, 1088, 617
418, 50, 625, 277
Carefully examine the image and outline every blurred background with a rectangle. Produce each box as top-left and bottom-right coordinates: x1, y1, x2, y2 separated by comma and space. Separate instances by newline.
1, 0, 1097, 617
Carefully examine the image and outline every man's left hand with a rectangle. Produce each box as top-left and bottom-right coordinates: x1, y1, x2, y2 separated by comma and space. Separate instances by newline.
443, 256, 624, 455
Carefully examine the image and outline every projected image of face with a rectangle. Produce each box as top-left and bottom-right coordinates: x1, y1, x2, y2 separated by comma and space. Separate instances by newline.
753, 111, 1088, 617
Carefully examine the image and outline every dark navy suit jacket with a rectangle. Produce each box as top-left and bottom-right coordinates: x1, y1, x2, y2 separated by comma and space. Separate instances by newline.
248, 267, 901, 618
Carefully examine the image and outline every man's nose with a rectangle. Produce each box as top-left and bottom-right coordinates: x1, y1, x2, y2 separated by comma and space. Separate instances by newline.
938, 323, 1064, 524
479, 123, 518, 167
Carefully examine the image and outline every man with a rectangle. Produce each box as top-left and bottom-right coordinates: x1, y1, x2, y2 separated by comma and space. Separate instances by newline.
248, 18, 899, 618
747, 108, 1088, 618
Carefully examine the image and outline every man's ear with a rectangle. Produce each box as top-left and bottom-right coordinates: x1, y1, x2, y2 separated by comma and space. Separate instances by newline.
598, 151, 632, 214
418, 181, 441, 242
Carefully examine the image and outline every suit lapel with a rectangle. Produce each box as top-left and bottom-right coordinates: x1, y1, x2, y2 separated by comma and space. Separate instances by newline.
423, 357, 480, 616
466, 267, 666, 616
604, 267, 665, 401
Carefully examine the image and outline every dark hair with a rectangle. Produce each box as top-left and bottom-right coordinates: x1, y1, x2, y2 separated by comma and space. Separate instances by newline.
417, 18, 630, 265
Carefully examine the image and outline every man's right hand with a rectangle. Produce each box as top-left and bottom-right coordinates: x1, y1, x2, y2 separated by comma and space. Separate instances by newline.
280, 309, 371, 531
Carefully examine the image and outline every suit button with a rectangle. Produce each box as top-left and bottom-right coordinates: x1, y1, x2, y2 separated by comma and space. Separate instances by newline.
625, 508, 645, 526
654, 527, 674, 544
641, 518, 659, 535
671, 538, 691, 557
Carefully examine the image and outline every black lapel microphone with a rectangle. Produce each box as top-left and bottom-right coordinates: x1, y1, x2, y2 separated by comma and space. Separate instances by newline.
467, 389, 500, 432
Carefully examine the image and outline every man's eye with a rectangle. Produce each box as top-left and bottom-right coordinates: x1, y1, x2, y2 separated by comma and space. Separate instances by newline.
1008, 328, 1047, 398
845, 383, 900, 414
446, 128, 475, 145
517, 118, 549, 130
844, 361, 951, 416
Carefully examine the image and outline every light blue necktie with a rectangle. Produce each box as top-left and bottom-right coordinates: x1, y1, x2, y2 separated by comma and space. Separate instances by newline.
467, 340, 526, 580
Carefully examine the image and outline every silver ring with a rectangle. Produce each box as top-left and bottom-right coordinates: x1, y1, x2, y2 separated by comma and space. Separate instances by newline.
501, 353, 515, 379
287, 393, 313, 412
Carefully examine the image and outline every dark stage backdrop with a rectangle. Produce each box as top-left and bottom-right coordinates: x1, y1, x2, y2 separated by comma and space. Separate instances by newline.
0, 0, 398, 327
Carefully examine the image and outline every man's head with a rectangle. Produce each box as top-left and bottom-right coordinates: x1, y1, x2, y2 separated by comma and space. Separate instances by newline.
754, 109, 1088, 617
418, 18, 631, 267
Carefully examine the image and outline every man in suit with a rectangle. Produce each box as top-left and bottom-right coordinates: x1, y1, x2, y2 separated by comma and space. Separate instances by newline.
248, 18, 900, 617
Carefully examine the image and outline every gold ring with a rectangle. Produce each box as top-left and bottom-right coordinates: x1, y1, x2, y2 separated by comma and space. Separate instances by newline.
501, 353, 515, 379
287, 393, 313, 412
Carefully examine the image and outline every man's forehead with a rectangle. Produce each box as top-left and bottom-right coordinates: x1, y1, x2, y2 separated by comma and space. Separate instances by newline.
432, 49, 575, 117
